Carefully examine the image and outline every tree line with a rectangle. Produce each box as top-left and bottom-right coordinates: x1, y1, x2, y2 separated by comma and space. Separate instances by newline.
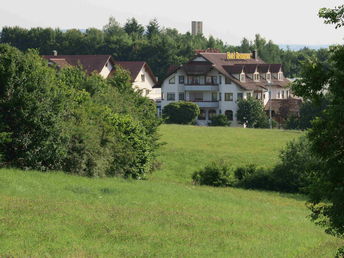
0, 18, 330, 80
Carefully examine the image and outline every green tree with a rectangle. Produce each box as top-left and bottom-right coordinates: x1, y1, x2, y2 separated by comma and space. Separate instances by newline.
292, 5, 344, 255
0, 44, 69, 170
162, 102, 200, 124
236, 98, 269, 128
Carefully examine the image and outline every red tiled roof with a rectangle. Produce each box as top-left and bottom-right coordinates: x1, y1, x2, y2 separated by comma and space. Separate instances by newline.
42, 55, 113, 75
264, 98, 302, 113
114, 61, 157, 84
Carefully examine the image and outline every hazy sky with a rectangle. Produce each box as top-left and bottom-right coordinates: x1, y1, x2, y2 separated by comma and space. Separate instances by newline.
1, 0, 343, 45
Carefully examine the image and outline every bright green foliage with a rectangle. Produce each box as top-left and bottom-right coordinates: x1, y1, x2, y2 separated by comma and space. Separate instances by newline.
236, 98, 269, 128
162, 101, 200, 124
209, 114, 231, 126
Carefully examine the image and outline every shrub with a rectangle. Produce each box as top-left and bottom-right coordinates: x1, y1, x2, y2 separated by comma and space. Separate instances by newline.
162, 102, 200, 124
271, 136, 321, 193
209, 114, 231, 126
192, 161, 233, 187
234, 164, 274, 190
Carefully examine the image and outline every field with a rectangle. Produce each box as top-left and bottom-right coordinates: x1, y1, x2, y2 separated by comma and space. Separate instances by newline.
0, 125, 342, 257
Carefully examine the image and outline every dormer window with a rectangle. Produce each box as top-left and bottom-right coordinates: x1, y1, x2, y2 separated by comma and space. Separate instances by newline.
240, 73, 246, 82
266, 72, 271, 81
278, 72, 283, 81
253, 73, 260, 81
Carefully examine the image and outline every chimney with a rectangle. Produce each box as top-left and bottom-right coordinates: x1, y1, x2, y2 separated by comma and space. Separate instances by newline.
252, 50, 258, 60
53, 50, 58, 56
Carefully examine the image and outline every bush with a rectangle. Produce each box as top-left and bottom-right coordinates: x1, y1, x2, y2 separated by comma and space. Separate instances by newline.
162, 102, 200, 124
209, 114, 231, 126
271, 136, 321, 193
234, 164, 274, 190
0, 44, 160, 180
192, 161, 233, 187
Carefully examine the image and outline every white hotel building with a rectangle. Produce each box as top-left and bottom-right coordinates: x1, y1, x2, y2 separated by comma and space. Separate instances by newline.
160, 50, 292, 126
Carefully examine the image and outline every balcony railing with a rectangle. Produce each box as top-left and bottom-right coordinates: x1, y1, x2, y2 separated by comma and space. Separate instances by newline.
185, 82, 219, 86
188, 100, 219, 108
185, 85, 219, 91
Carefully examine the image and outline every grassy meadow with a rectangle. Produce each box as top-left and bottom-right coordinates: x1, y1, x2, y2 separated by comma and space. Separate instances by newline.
0, 125, 342, 257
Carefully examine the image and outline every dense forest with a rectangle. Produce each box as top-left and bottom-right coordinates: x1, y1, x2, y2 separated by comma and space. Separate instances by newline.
0, 17, 330, 81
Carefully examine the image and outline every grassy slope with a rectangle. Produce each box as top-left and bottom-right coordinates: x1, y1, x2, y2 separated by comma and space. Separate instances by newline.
0, 125, 342, 257
151, 125, 302, 183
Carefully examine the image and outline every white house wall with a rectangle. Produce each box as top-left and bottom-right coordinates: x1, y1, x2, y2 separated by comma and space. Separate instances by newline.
99, 61, 113, 78
133, 66, 161, 100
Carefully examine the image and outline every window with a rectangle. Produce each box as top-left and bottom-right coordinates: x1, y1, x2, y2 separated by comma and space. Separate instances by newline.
212, 92, 217, 101
198, 109, 206, 120
219, 92, 222, 101
208, 109, 216, 120
188, 75, 205, 85
254, 73, 260, 81
282, 91, 285, 99
169, 76, 175, 84
225, 93, 233, 101
219, 75, 222, 84
263, 93, 266, 99
237, 93, 243, 101
225, 110, 233, 121
141, 74, 145, 82
161, 92, 164, 100
145, 89, 150, 96
246, 93, 252, 98
167, 92, 175, 101
286, 90, 289, 98
266, 73, 271, 81
278, 72, 283, 81
179, 75, 185, 84
225, 77, 231, 84
240, 73, 246, 82
277, 92, 281, 98
179, 92, 185, 101
211, 76, 217, 84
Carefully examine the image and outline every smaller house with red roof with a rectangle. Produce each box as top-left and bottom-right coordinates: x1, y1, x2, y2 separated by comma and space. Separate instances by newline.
42, 53, 160, 101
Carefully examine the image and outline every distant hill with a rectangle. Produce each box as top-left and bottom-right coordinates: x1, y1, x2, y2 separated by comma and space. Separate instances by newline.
279, 44, 330, 50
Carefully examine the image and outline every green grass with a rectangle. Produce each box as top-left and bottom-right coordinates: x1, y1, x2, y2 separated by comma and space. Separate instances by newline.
0, 125, 342, 257
151, 125, 303, 183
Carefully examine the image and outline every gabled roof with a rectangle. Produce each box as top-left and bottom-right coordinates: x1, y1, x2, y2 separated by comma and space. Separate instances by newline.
42, 55, 113, 75
264, 99, 302, 113
159, 52, 290, 90
114, 61, 157, 84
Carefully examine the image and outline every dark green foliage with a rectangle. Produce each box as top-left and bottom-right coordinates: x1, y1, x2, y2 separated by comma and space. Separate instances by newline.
209, 114, 231, 127
0, 44, 160, 179
192, 161, 233, 187
285, 115, 300, 130
233, 164, 274, 190
237, 98, 269, 128
272, 137, 321, 193
192, 137, 320, 194
0, 22, 330, 80
162, 102, 200, 124
0, 44, 68, 170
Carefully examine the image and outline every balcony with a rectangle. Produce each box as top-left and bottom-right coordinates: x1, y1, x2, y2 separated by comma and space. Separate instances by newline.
189, 100, 219, 108
185, 85, 219, 91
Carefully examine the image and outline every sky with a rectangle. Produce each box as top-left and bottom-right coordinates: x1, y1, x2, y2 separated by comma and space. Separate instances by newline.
0, 0, 343, 46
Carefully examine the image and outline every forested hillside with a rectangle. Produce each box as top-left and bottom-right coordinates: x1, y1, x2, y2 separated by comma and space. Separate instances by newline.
0, 17, 329, 80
